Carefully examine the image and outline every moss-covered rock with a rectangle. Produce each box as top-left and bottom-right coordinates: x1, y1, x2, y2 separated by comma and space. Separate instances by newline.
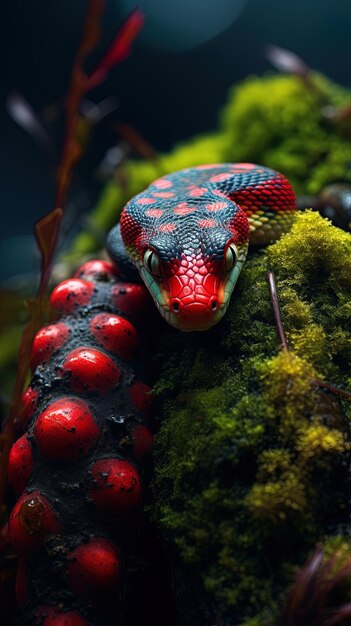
152, 212, 351, 625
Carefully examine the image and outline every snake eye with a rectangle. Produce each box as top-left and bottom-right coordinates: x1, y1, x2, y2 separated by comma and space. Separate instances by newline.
225, 243, 239, 271
144, 249, 161, 276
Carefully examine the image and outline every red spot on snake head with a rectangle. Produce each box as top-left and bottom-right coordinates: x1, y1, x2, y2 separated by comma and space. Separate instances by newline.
159, 222, 176, 233
136, 197, 156, 205
152, 177, 173, 189
164, 255, 226, 331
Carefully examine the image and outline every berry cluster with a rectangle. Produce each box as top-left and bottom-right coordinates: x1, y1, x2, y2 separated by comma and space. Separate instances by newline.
7, 260, 154, 625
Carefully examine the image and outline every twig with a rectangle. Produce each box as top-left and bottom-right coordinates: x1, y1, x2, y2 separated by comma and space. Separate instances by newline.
265, 270, 289, 352
265, 269, 351, 402
312, 379, 351, 401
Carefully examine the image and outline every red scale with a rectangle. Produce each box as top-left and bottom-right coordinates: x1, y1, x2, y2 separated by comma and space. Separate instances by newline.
50, 279, 94, 314
68, 538, 121, 596
89, 458, 142, 520
35, 398, 100, 460
62, 347, 121, 394
31, 322, 70, 370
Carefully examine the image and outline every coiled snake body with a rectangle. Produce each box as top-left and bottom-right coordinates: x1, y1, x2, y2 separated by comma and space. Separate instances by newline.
108, 163, 297, 331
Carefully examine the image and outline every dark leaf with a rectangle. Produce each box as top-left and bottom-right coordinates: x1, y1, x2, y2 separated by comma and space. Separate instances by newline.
6, 92, 55, 162
265, 44, 309, 77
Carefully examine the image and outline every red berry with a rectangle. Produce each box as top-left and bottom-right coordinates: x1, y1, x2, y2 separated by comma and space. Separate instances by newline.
129, 381, 153, 414
89, 458, 142, 519
74, 259, 118, 282
31, 322, 69, 370
35, 398, 100, 461
62, 347, 121, 393
16, 386, 38, 432
130, 424, 154, 462
68, 537, 121, 595
90, 313, 139, 361
8, 435, 33, 494
50, 279, 94, 314
8, 490, 60, 555
111, 283, 150, 318
33, 607, 88, 626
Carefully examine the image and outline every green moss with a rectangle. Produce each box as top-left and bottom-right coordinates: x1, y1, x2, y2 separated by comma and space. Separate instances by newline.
221, 73, 351, 194
152, 212, 351, 624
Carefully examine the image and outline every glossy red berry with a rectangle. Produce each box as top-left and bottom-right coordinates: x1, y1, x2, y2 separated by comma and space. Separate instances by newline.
89, 458, 142, 519
30, 322, 69, 370
35, 398, 99, 461
8, 435, 33, 494
74, 259, 118, 282
111, 283, 150, 318
62, 347, 121, 393
8, 490, 60, 555
17, 386, 38, 432
50, 279, 94, 314
68, 537, 121, 595
90, 313, 139, 361
130, 424, 154, 462
129, 381, 153, 414
33, 607, 88, 626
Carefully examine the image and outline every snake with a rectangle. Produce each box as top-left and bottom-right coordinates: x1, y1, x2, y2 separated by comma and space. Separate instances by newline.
107, 163, 297, 331
6, 163, 296, 625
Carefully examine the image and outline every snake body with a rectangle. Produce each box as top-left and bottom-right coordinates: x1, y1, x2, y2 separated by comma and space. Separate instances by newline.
109, 163, 297, 331
7, 262, 153, 625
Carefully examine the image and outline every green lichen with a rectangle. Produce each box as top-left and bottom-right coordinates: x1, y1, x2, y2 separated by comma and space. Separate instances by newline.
67, 72, 351, 263
152, 212, 351, 625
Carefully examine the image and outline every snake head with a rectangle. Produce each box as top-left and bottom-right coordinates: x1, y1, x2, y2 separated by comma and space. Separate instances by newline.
119, 194, 249, 331
142, 242, 248, 331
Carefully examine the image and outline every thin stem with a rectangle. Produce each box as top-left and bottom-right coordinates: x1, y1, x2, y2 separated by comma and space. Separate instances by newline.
265, 270, 351, 402
313, 379, 351, 401
265, 270, 289, 352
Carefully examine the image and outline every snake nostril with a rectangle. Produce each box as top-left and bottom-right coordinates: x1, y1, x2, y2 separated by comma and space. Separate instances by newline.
172, 302, 180, 312
211, 300, 217, 311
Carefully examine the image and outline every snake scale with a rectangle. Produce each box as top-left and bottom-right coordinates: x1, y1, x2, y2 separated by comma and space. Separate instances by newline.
6, 164, 296, 625
108, 163, 297, 331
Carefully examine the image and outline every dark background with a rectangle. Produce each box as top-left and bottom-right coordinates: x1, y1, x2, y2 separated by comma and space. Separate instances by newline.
0, 0, 350, 281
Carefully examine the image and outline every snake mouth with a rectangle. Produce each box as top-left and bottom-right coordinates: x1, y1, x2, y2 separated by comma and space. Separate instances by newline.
164, 302, 226, 332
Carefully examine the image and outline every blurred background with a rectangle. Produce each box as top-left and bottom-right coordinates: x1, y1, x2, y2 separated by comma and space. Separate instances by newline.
0, 0, 350, 283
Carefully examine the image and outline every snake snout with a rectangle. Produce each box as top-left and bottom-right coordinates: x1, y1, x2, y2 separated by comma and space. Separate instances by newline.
168, 294, 223, 331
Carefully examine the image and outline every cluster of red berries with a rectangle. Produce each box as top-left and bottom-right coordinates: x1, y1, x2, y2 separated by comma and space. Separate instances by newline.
7, 260, 154, 625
